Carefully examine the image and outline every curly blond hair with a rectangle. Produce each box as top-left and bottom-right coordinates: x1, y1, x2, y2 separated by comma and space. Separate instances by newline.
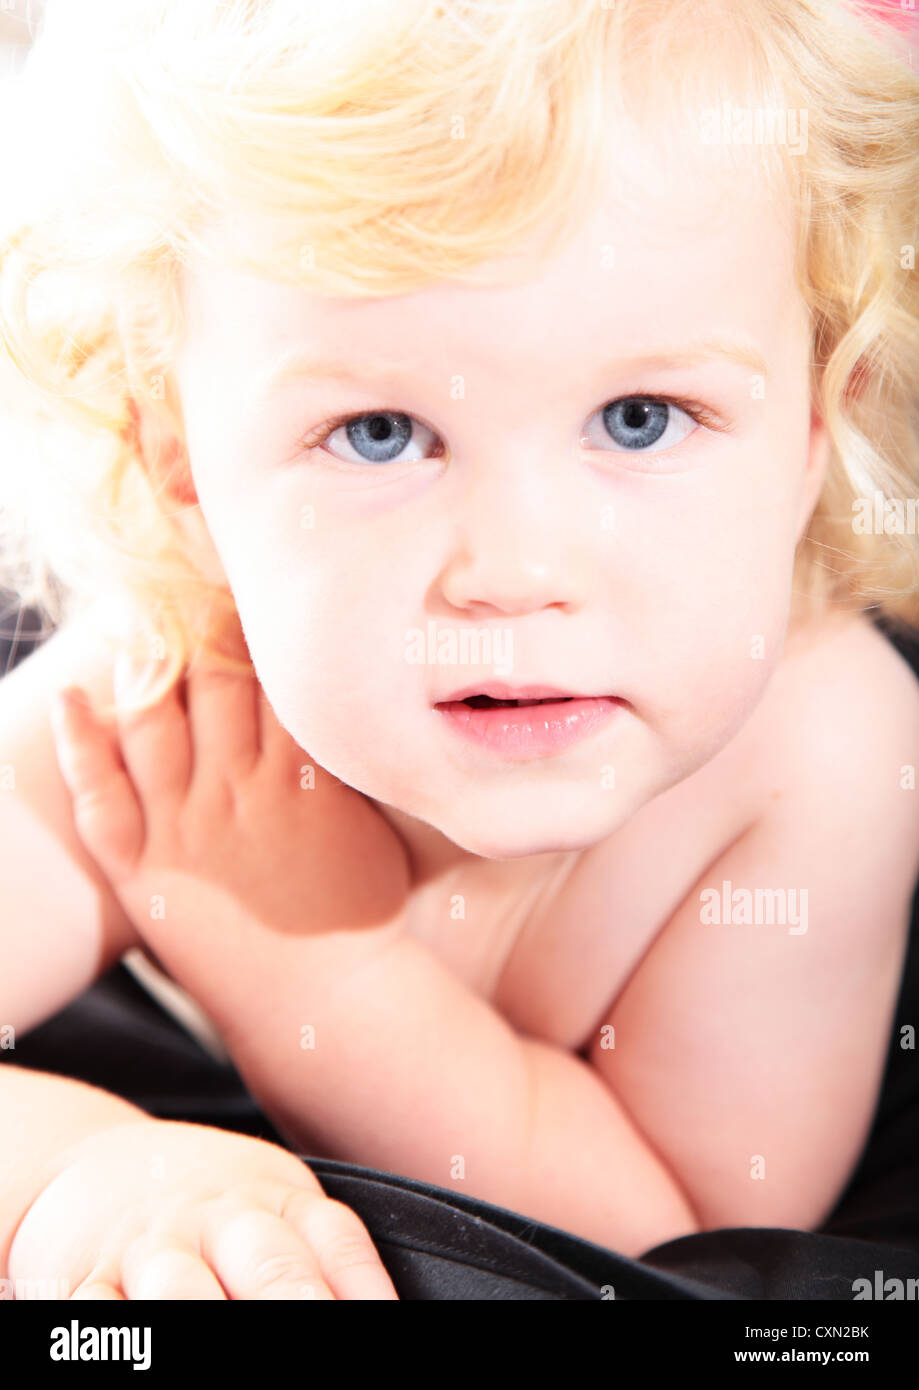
0, 0, 917, 717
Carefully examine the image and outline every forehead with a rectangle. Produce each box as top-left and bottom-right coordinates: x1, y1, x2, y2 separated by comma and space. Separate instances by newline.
179, 125, 803, 381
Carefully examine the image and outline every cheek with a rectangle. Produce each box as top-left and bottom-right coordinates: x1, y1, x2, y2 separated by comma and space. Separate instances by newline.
631, 577, 784, 782
621, 499, 793, 644
615, 469, 797, 753
223, 540, 415, 770
650, 445, 801, 607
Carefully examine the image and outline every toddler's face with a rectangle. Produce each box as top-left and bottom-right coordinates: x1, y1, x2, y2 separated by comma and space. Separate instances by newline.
173, 130, 828, 860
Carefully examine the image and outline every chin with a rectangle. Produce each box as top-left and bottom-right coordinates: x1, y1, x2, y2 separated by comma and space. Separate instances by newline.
443, 813, 619, 862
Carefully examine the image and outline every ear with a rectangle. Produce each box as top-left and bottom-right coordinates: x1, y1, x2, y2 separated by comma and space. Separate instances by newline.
122, 396, 198, 507
121, 396, 231, 590
796, 401, 832, 542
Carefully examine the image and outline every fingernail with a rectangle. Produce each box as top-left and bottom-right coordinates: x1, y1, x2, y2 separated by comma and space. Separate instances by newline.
51, 686, 87, 721
50, 690, 87, 745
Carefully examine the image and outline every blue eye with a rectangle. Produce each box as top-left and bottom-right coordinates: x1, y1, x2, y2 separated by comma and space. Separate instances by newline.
304, 394, 711, 467
584, 397, 700, 454
322, 411, 439, 465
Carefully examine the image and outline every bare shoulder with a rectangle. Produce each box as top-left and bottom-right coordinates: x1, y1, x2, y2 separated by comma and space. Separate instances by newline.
581, 610, 919, 1231
0, 599, 130, 767
760, 610, 919, 869
779, 607, 919, 743
0, 600, 121, 712
0, 599, 142, 1033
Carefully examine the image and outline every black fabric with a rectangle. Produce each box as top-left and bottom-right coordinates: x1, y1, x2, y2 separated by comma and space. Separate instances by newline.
6, 600, 919, 1298
303, 1157, 919, 1300
0, 588, 48, 678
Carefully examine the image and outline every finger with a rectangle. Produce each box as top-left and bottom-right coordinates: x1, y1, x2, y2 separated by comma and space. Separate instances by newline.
50, 687, 145, 876
184, 658, 260, 781
200, 1203, 336, 1301
282, 1190, 399, 1301
120, 1232, 228, 1300
112, 653, 192, 806
254, 678, 302, 771
70, 1280, 126, 1300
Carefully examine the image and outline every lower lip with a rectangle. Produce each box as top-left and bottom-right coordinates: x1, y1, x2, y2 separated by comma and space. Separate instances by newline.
434, 697, 625, 759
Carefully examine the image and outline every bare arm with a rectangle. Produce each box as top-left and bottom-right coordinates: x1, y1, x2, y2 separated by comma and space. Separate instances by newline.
0, 1064, 150, 1279
217, 931, 700, 1258
35, 628, 698, 1257
586, 683, 919, 1234
0, 608, 142, 1036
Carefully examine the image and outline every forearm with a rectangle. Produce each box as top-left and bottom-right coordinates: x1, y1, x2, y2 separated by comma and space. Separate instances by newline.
221, 935, 699, 1256
222, 933, 531, 1197
0, 1063, 150, 1279
521, 1035, 700, 1255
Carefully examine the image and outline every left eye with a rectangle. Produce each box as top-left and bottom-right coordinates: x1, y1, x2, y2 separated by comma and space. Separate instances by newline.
309, 395, 703, 466
321, 412, 439, 465
582, 397, 699, 454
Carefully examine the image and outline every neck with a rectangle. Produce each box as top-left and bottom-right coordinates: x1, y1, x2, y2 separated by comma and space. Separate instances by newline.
369, 799, 481, 885
368, 797, 576, 893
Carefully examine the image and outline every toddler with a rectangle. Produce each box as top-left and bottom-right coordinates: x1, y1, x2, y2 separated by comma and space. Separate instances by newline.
1, 0, 918, 1300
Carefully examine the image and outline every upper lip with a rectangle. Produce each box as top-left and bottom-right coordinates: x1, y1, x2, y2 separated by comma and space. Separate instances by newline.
434, 681, 611, 704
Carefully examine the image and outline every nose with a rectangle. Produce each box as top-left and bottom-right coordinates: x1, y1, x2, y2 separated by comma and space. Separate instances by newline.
437, 451, 592, 616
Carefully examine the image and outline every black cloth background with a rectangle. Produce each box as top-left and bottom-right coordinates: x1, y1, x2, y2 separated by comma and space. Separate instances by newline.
4, 597, 919, 1300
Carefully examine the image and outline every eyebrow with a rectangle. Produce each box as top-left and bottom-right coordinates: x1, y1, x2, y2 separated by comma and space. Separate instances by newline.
249, 334, 769, 403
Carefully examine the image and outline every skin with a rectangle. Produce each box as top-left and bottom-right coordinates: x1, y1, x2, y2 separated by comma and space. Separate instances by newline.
166, 122, 830, 896
36, 116, 919, 1253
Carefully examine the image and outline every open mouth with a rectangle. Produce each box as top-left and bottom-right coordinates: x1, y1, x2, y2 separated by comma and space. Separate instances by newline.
434, 690, 623, 758
460, 695, 575, 708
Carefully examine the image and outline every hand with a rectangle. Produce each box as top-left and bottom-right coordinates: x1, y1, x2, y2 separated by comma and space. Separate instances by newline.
9, 1118, 399, 1299
48, 619, 412, 1039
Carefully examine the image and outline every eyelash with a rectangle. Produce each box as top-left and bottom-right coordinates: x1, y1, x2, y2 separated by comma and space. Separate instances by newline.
297, 394, 728, 465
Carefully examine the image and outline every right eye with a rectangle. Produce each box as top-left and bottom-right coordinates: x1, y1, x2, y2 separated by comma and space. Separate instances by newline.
306, 410, 442, 465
